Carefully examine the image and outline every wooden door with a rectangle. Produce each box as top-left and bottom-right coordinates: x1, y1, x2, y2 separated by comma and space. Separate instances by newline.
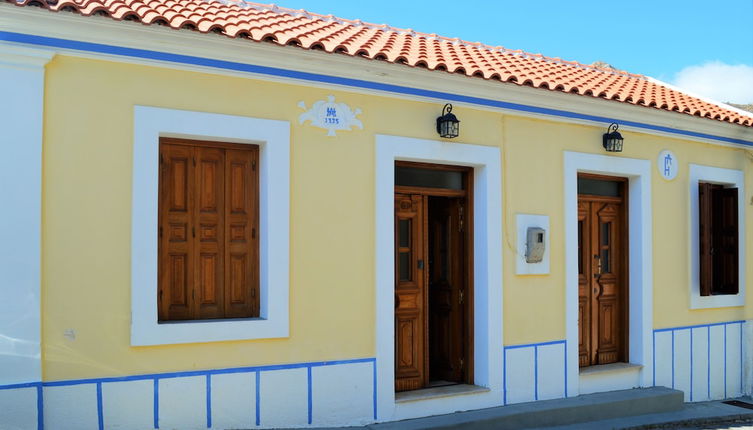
428, 197, 466, 383
578, 180, 627, 367
394, 193, 427, 391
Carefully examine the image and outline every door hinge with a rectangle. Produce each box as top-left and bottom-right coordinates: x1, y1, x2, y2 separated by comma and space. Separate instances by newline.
192, 157, 196, 167
159, 153, 164, 164
159, 226, 163, 238
459, 289, 464, 305
252, 160, 256, 171
459, 358, 464, 371
158, 289, 163, 303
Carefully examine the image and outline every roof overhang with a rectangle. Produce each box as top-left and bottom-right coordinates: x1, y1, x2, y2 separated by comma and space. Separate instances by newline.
2, 3, 752, 148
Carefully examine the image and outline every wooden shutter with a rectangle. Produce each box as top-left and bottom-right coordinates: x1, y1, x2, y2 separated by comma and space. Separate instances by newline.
698, 183, 714, 296
159, 143, 195, 320
224, 147, 259, 318
195, 146, 226, 319
159, 139, 259, 321
715, 187, 739, 295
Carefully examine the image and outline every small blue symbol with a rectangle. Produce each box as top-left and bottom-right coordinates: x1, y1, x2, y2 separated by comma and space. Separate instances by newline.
326, 107, 337, 117
663, 153, 673, 177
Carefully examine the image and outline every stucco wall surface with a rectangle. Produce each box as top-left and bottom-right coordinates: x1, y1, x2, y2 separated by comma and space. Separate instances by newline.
37, 55, 753, 381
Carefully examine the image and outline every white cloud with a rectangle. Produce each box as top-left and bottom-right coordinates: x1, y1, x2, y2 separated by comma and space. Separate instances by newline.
672, 61, 753, 104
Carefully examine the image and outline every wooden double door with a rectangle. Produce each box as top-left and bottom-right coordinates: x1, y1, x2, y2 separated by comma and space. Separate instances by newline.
578, 175, 628, 367
394, 164, 471, 392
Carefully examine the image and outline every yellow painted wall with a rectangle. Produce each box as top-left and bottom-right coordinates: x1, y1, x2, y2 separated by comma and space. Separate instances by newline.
41, 54, 753, 380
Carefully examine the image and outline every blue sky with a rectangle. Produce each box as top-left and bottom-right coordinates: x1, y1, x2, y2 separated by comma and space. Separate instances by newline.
273, 1, 753, 103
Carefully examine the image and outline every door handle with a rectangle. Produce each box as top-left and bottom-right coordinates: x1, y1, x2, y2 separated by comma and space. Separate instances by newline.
593, 254, 602, 278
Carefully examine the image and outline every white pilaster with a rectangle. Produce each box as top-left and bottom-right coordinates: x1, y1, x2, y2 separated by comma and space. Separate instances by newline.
0, 43, 54, 384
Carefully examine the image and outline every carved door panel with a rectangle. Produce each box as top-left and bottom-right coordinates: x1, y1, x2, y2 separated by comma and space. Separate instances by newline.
394, 193, 427, 391
591, 202, 623, 365
428, 197, 466, 383
578, 185, 626, 367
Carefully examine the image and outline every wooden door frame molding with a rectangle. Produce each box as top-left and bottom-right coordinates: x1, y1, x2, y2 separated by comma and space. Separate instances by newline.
577, 176, 629, 367
394, 162, 475, 390
564, 152, 653, 396
375, 135, 502, 421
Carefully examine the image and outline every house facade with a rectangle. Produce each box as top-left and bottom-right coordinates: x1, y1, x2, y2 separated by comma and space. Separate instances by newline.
1, 1, 753, 429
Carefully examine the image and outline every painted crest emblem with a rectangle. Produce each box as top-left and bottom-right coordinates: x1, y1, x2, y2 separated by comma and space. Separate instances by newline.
298, 95, 363, 136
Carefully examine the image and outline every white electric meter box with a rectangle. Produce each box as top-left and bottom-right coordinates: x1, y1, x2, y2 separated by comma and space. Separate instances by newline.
525, 227, 546, 263
516, 214, 550, 275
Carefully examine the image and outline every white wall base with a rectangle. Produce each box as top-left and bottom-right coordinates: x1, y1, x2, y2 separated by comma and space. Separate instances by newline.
0, 387, 37, 430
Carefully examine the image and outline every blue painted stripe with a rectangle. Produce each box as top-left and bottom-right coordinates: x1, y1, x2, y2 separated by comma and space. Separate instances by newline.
503, 339, 566, 350
740, 322, 744, 394
671, 330, 675, 389
533, 346, 539, 401
254, 371, 260, 427
36, 384, 43, 430
689, 328, 694, 401
652, 331, 656, 386
724, 325, 727, 398
96, 382, 104, 430
306, 366, 312, 425
15, 357, 375, 389
153, 379, 159, 429
206, 374, 212, 428
562, 340, 568, 398
0, 381, 42, 390
653, 320, 746, 333
707, 326, 711, 400
502, 348, 507, 405
1, 31, 750, 147
371, 361, 377, 420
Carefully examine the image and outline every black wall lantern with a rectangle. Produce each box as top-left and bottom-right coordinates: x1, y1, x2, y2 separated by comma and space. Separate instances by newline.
602, 123, 624, 152
436, 103, 460, 138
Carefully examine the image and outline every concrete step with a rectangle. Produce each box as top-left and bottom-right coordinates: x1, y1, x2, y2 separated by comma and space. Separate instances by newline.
368, 387, 684, 430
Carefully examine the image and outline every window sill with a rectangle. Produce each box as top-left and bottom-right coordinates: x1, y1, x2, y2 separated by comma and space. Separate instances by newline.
131, 315, 288, 346
158, 317, 265, 325
395, 384, 489, 404
690, 293, 745, 310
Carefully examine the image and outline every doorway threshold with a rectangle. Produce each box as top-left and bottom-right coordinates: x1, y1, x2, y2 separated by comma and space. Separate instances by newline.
396, 384, 489, 403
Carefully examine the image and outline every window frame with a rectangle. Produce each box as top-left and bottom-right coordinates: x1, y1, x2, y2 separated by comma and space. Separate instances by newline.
689, 164, 745, 309
131, 106, 290, 345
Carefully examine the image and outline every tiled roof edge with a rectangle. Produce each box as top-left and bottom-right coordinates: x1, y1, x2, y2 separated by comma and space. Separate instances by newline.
226, 0, 645, 80
647, 76, 753, 120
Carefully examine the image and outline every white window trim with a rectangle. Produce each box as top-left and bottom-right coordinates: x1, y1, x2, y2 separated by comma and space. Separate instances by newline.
131, 106, 290, 346
564, 151, 654, 396
375, 135, 503, 421
688, 164, 745, 309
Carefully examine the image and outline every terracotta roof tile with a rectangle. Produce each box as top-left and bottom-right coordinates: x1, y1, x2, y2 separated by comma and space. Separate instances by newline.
9, 0, 753, 127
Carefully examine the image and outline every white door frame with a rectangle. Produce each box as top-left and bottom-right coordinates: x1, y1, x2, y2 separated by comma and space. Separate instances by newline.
375, 135, 503, 421
563, 151, 654, 396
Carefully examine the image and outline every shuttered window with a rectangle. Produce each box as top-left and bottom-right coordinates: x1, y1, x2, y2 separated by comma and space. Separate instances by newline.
158, 138, 259, 321
698, 183, 739, 296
